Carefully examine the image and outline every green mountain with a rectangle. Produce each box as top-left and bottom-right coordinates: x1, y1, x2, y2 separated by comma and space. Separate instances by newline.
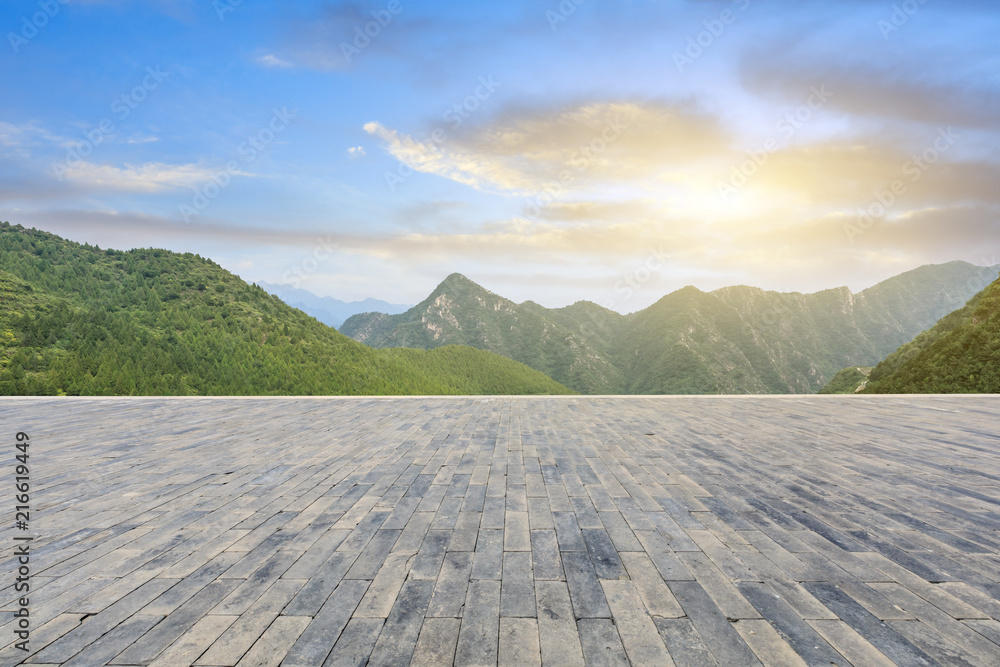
344, 263, 1000, 394
858, 274, 1000, 394
342, 274, 627, 394
818, 367, 873, 394
619, 263, 999, 394
0, 223, 571, 396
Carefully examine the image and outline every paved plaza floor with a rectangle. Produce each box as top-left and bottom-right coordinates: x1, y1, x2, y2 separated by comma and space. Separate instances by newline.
2, 395, 1000, 665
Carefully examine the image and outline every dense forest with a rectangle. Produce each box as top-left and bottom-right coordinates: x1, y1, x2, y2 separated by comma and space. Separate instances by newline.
0, 223, 571, 396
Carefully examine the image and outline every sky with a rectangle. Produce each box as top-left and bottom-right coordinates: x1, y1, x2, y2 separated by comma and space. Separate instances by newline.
1, 0, 998, 313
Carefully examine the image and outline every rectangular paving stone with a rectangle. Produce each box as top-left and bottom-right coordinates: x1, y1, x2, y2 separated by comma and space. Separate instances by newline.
501, 551, 536, 617
454, 579, 501, 666
536, 581, 586, 666
471, 528, 504, 581
561, 551, 611, 619
449, 511, 482, 552
581, 528, 628, 580
552, 511, 587, 552
530, 529, 565, 581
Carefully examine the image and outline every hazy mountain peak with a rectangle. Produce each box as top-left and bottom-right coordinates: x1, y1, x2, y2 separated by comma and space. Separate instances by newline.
438, 272, 480, 289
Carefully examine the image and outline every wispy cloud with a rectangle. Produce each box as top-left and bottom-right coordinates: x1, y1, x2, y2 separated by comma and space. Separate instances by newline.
56, 161, 225, 193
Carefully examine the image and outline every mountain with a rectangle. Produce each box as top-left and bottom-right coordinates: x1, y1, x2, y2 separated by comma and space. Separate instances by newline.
0, 223, 571, 396
817, 366, 873, 394
343, 263, 1000, 395
342, 274, 627, 394
257, 282, 410, 329
857, 273, 1000, 393
618, 262, 1000, 394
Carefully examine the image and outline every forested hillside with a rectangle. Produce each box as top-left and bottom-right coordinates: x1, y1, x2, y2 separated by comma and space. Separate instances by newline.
0, 223, 571, 396
818, 367, 872, 394
860, 275, 1000, 393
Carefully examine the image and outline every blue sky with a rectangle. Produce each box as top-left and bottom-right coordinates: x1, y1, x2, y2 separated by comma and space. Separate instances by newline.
1, 0, 998, 311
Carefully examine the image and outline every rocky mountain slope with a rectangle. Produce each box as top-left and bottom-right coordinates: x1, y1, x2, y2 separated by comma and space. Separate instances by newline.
344, 263, 1000, 394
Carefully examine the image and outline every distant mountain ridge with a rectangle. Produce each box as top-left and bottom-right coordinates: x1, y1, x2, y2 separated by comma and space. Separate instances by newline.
342, 263, 1000, 394
257, 282, 410, 329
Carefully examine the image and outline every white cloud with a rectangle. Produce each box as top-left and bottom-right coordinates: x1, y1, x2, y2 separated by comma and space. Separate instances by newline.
347, 146, 366, 159
364, 102, 730, 193
255, 54, 293, 69
55, 161, 227, 192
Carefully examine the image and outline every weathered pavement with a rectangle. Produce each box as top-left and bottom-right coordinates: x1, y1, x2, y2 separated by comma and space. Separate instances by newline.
2, 395, 1000, 666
